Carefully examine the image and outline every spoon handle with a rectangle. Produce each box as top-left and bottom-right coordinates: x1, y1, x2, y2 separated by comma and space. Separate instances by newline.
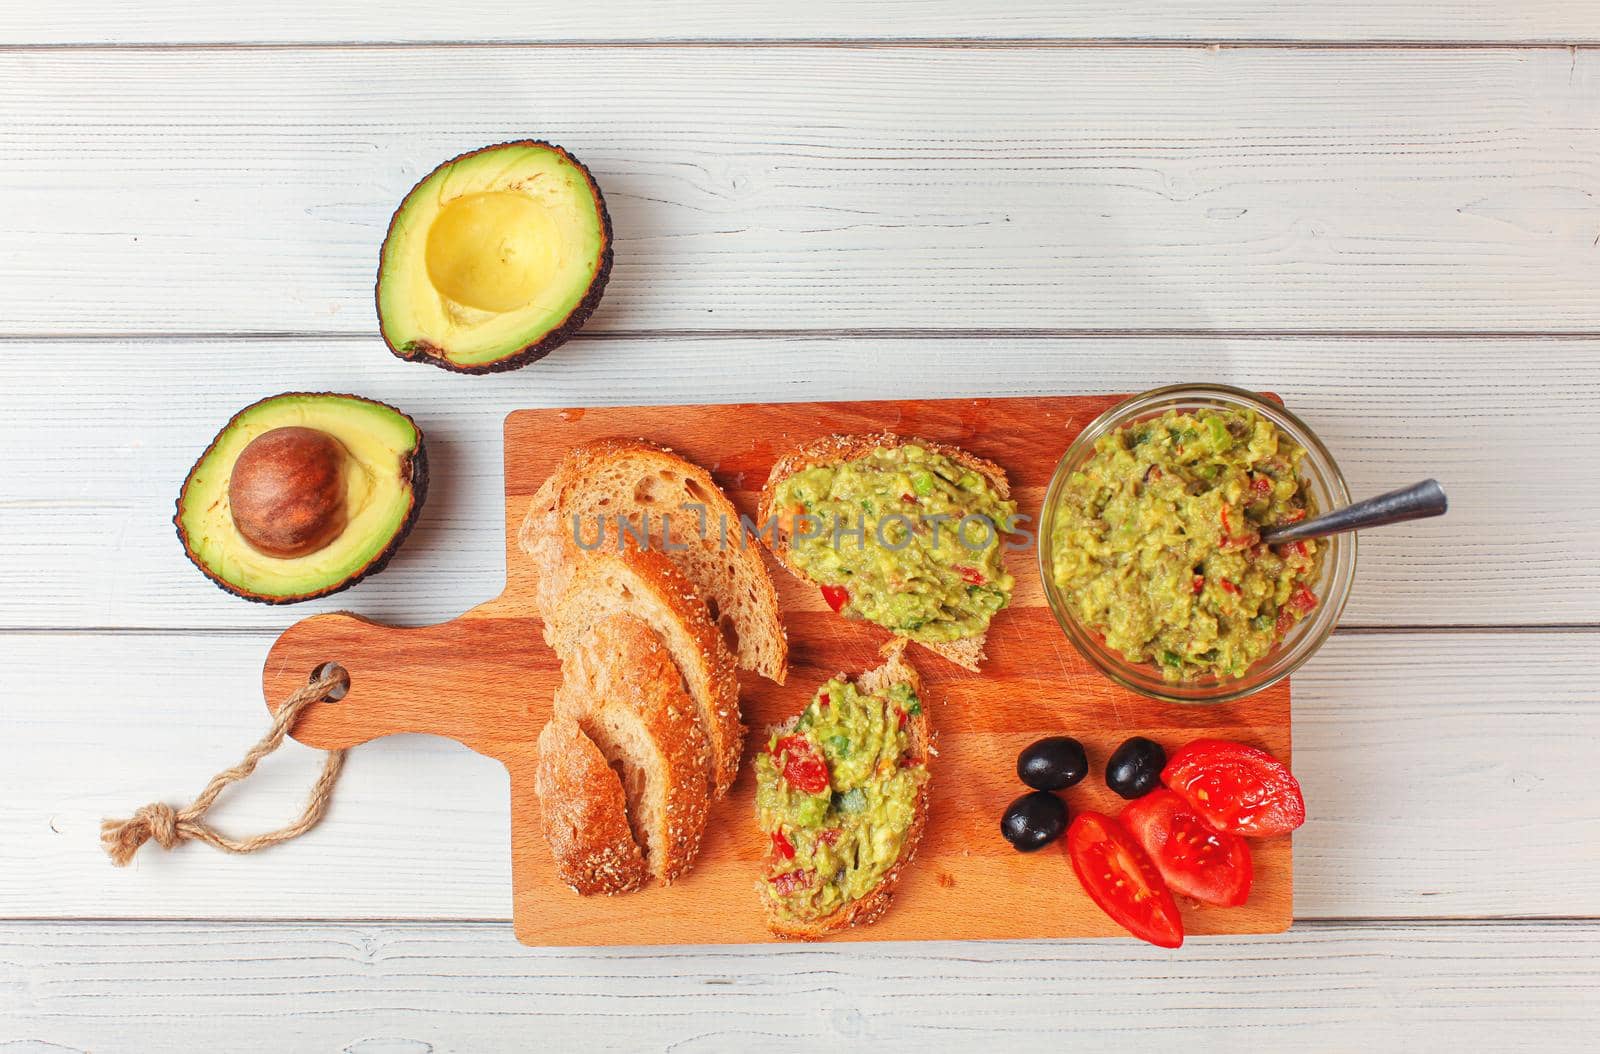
1260, 479, 1448, 546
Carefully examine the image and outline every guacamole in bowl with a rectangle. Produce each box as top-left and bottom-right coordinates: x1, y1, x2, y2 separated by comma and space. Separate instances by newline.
1040, 385, 1355, 704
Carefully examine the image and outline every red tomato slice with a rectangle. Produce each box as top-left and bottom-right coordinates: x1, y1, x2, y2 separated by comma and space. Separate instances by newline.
1162, 739, 1306, 838
772, 734, 830, 795
1274, 608, 1297, 637
1066, 812, 1184, 948
770, 869, 810, 896
1121, 790, 1253, 907
820, 584, 850, 613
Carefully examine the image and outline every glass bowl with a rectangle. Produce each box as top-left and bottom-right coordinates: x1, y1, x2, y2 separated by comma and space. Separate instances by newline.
1037, 383, 1356, 704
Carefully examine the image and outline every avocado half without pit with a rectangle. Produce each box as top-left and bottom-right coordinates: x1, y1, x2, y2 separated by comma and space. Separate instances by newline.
175, 393, 428, 603
376, 140, 613, 373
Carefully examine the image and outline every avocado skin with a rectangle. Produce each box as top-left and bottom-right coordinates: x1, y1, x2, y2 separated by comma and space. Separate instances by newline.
173, 392, 429, 604
377, 139, 614, 375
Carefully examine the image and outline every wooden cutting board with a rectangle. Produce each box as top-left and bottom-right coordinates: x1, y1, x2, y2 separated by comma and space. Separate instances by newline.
262, 396, 1292, 945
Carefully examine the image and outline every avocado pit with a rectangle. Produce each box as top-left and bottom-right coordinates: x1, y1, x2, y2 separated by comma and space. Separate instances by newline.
228, 426, 350, 558
176, 392, 427, 604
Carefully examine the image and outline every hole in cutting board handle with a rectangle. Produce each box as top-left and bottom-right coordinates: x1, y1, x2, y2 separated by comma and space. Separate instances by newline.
310, 661, 350, 702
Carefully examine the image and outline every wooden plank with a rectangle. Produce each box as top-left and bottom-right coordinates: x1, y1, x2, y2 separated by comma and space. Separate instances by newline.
4, 629, 1594, 921
2, 920, 1597, 1050
0, 336, 1593, 630
1, 47, 1596, 335
5, 1, 1598, 45
259, 395, 1293, 945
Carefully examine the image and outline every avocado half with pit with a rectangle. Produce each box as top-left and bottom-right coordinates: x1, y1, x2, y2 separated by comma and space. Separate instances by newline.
376, 140, 613, 373
175, 392, 428, 603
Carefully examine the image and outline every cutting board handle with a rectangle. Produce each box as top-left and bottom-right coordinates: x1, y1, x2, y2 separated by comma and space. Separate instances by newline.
260, 602, 558, 763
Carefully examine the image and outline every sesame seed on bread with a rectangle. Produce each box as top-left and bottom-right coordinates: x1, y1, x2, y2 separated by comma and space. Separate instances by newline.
549, 613, 712, 886
548, 548, 743, 799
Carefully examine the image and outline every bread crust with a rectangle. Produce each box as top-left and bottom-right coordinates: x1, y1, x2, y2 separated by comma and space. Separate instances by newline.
519, 471, 565, 623
758, 432, 1014, 672
553, 614, 712, 885
761, 641, 934, 939
535, 716, 650, 896
520, 437, 788, 684
550, 548, 743, 799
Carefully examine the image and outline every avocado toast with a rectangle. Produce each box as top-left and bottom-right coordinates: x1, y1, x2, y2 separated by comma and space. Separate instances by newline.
755, 641, 931, 938
760, 433, 1017, 671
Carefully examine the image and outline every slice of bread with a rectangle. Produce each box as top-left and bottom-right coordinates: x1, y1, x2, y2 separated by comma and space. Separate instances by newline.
520, 472, 565, 620
548, 548, 743, 799
758, 432, 1014, 672
759, 641, 933, 940
534, 716, 649, 896
550, 614, 712, 886
519, 437, 788, 684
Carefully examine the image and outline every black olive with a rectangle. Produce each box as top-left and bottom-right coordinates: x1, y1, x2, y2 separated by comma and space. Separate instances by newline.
1017, 736, 1089, 791
1000, 791, 1069, 852
1106, 736, 1166, 800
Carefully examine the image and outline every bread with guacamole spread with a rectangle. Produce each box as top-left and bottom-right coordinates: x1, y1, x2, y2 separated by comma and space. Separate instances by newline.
538, 613, 712, 892
520, 438, 788, 684
546, 548, 743, 799
760, 433, 1018, 671
754, 641, 931, 938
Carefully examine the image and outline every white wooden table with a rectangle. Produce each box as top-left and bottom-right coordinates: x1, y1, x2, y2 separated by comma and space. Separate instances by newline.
4, 4, 1599, 1049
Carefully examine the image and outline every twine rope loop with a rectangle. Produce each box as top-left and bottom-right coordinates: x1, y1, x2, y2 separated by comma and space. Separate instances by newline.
101, 667, 347, 866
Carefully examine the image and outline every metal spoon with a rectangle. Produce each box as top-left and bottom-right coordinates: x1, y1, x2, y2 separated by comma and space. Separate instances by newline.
1259, 479, 1448, 546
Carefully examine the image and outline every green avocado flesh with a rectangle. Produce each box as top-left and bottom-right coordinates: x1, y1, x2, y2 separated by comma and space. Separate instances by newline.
755, 676, 927, 924
770, 444, 1019, 643
1049, 407, 1322, 683
176, 393, 423, 602
377, 141, 611, 372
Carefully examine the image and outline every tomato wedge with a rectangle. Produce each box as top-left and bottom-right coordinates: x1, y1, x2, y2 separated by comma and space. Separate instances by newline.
1122, 790, 1253, 907
1065, 812, 1184, 948
772, 734, 830, 795
820, 584, 850, 613
770, 869, 810, 896
1162, 739, 1306, 838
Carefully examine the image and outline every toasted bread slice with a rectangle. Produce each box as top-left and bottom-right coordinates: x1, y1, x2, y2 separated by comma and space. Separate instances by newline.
757, 641, 932, 940
758, 432, 1014, 672
548, 548, 743, 798
520, 471, 565, 619
534, 716, 650, 896
551, 614, 712, 886
519, 438, 788, 684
